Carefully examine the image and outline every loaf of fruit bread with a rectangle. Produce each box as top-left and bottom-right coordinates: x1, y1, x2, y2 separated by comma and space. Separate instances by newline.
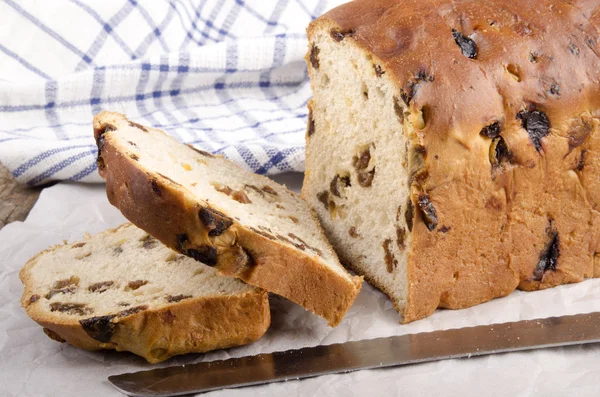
20, 223, 270, 363
93, 111, 362, 327
303, 0, 600, 323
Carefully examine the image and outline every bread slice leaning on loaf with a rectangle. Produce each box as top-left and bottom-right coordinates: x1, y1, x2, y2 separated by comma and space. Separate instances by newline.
304, 0, 600, 323
93, 111, 362, 327
20, 223, 270, 363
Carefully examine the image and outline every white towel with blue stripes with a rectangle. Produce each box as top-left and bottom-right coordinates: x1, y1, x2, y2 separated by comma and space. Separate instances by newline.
0, 0, 342, 186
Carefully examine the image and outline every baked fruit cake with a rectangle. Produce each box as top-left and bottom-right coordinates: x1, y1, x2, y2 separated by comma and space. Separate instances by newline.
20, 223, 270, 363
303, 0, 600, 322
93, 111, 362, 327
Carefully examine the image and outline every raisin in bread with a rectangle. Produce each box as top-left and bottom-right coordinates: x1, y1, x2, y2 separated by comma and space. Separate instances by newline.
93, 111, 362, 327
303, 0, 600, 323
20, 223, 270, 363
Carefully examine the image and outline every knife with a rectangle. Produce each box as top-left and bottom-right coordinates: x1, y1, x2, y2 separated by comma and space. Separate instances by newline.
109, 311, 600, 396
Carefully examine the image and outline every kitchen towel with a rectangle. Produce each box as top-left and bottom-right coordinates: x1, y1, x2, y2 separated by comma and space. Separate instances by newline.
0, 0, 340, 186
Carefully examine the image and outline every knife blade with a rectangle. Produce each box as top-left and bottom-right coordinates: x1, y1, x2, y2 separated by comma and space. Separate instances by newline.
109, 311, 600, 397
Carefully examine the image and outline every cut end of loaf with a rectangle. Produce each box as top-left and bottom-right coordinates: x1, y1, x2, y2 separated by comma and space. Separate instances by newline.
304, 20, 414, 318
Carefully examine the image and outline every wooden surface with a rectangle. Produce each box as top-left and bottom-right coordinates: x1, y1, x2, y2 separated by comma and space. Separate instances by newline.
0, 162, 43, 230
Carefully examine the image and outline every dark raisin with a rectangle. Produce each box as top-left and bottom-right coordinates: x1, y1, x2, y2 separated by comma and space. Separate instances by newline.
176, 233, 189, 251
567, 117, 593, 151
199, 207, 234, 237
374, 64, 385, 77
307, 108, 315, 137
479, 122, 502, 139
396, 205, 402, 222
214, 184, 233, 196
587, 37, 596, 47
251, 227, 276, 240
439, 225, 451, 233
80, 315, 116, 343
126, 280, 148, 291
29, 295, 40, 304
399, 70, 434, 106
330, 28, 354, 42
330, 174, 351, 197
45, 286, 77, 300
353, 149, 371, 170
383, 239, 397, 273
532, 229, 560, 281
262, 185, 278, 196
88, 281, 114, 293
257, 225, 273, 233
141, 235, 158, 249
529, 52, 538, 63
349, 227, 359, 238
317, 191, 329, 210
285, 232, 308, 250
165, 294, 192, 303
219, 245, 255, 274
310, 44, 320, 69
452, 29, 478, 59
396, 226, 406, 250
516, 109, 550, 151
231, 190, 251, 204
50, 302, 91, 316
405, 199, 414, 232
118, 305, 148, 317
150, 179, 161, 196
569, 43, 580, 56
127, 141, 138, 147
417, 193, 438, 231
187, 144, 214, 157
575, 150, 587, 171
400, 81, 416, 106
357, 169, 375, 187
53, 277, 79, 289
415, 69, 435, 82
490, 136, 512, 170
113, 246, 123, 255
129, 153, 139, 161
549, 83, 560, 96
128, 120, 149, 132
187, 245, 217, 265
244, 184, 264, 197
43, 328, 66, 343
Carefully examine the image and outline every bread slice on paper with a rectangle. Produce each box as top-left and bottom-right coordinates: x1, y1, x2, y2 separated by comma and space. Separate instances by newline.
20, 223, 270, 363
93, 111, 362, 327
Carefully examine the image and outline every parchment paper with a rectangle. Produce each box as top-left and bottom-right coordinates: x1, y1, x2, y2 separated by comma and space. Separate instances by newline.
2, 174, 600, 397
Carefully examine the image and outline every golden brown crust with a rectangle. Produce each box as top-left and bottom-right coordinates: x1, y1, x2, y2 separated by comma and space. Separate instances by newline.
19, 227, 270, 364
308, 0, 600, 322
93, 111, 362, 327
24, 291, 270, 364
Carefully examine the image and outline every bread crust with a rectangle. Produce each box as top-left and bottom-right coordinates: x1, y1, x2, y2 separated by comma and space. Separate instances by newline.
306, 0, 600, 323
93, 112, 362, 327
19, 226, 270, 364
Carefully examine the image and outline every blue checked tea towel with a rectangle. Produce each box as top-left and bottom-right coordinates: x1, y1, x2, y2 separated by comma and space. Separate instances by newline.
0, 0, 343, 186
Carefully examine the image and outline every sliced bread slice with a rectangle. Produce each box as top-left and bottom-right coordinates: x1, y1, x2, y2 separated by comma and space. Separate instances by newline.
93, 111, 362, 326
20, 223, 270, 363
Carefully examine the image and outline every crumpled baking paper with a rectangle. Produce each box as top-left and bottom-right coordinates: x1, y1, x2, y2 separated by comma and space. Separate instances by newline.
2, 174, 600, 397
